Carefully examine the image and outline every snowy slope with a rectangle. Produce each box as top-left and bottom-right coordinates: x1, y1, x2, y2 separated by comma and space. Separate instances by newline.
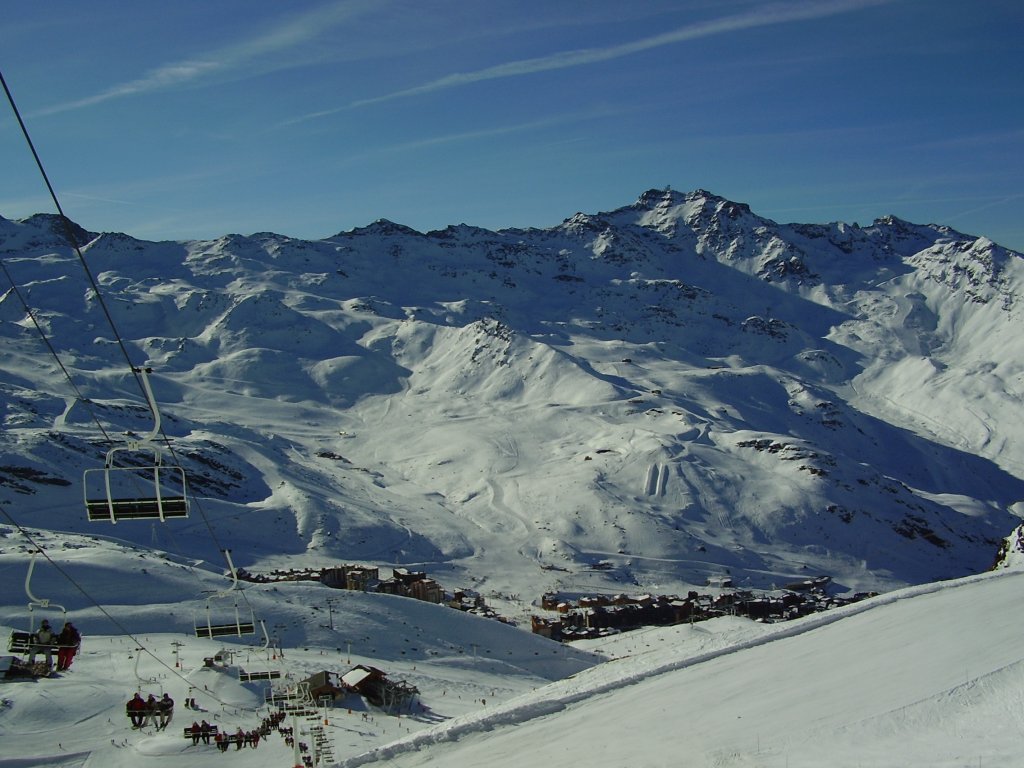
346, 567, 1024, 768
0, 531, 598, 767
0, 530, 1021, 768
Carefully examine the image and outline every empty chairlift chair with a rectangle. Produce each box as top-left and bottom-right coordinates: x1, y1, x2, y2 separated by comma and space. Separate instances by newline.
238, 621, 279, 681
239, 669, 281, 682
194, 602, 256, 638
83, 367, 190, 523
195, 550, 257, 639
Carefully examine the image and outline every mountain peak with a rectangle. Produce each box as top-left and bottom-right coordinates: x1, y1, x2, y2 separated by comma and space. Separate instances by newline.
335, 218, 423, 239
633, 187, 730, 211
10, 213, 95, 250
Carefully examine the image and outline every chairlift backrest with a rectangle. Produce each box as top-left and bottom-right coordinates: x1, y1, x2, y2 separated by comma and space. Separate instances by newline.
25, 552, 66, 632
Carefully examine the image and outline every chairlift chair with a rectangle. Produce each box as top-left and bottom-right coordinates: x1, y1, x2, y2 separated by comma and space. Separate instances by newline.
194, 602, 256, 638
266, 688, 300, 704
239, 669, 281, 682
8, 551, 67, 653
194, 550, 257, 639
83, 367, 189, 523
237, 621, 279, 680
267, 680, 309, 705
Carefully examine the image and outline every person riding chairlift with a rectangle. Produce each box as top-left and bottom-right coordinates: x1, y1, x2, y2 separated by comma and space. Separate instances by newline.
27, 620, 55, 669
156, 692, 174, 730
127, 693, 147, 728
56, 622, 80, 671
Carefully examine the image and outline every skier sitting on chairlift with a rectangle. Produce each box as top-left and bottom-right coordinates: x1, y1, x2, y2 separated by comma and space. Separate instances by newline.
56, 622, 80, 671
27, 620, 55, 670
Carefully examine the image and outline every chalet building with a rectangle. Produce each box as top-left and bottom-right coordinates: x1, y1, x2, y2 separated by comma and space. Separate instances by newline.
301, 671, 346, 705
706, 575, 734, 589
341, 665, 419, 712
449, 589, 485, 611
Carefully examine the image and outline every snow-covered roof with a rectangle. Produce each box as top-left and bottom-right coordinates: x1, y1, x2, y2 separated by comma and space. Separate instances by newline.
341, 667, 373, 687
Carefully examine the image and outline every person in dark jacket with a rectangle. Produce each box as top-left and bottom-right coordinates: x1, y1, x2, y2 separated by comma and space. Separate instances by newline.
156, 692, 174, 730
190, 720, 201, 745
56, 622, 81, 671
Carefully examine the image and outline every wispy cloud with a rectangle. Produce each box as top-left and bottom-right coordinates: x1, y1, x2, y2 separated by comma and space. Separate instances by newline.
760, 193, 1024, 222
337, 109, 615, 163
348, 0, 894, 109
941, 193, 1024, 223
32, 1, 377, 117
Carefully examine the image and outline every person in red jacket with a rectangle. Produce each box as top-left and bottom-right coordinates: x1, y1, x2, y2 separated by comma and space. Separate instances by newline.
127, 693, 147, 728
56, 622, 81, 671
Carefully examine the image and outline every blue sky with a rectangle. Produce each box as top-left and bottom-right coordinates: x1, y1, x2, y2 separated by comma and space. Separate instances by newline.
1, 0, 1022, 249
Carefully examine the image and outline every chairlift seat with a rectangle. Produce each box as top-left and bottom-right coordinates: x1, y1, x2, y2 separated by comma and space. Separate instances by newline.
84, 457, 189, 524
280, 704, 318, 718
240, 669, 281, 682
184, 724, 219, 739
85, 495, 188, 522
195, 586, 256, 639
266, 690, 300, 703
195, 621, 256, 639
7, 631, 65, 654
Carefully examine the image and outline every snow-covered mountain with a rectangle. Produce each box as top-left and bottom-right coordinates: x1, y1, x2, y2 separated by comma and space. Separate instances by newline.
2, 188, 1023, 604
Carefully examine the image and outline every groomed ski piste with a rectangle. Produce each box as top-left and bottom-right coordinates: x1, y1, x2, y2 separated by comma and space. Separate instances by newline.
1, 531, 1022, 768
